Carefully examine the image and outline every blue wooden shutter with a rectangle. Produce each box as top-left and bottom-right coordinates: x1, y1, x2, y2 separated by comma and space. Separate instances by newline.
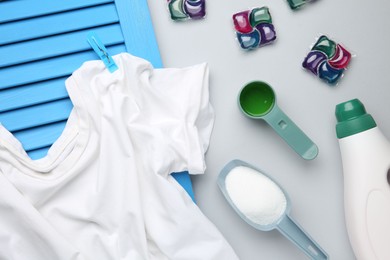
0, 0, 194, 200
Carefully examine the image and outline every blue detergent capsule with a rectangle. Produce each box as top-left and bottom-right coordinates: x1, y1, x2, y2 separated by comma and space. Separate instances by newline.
318, 61, 344, 85
236, 30, 261, 50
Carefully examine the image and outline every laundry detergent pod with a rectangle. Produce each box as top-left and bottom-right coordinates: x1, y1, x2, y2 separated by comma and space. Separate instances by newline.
237, 30, 261, 50
286, 0, 317, 10
318, 61, 344, 85
257, 23, 276, 45
312, 36, 337, 58
168, 0, 206, 21
233, 10, 253, 34
232, 7, 276, 50
302, 51, 327, 75
329, 44, 352, 69
302, 35, 352, 85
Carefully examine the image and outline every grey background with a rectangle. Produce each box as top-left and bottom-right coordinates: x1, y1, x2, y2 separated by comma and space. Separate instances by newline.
147, 0, 390, 259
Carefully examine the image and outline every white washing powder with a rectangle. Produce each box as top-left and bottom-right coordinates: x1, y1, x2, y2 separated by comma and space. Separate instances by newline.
225, 166, 287, 226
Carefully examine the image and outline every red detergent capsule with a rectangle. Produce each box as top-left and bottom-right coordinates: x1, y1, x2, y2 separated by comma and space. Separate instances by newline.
233, 11, 253, 34
328, 44, 352, 69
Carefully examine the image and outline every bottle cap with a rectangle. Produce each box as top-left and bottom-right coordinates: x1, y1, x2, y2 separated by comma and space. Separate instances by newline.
335, 99, 377, 138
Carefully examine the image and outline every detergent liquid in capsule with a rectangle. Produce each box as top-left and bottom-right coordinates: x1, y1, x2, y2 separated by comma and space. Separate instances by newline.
335, 98, 390, 260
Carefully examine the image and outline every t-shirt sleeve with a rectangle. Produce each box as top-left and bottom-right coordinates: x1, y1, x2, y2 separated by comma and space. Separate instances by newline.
133, 62, 214, 176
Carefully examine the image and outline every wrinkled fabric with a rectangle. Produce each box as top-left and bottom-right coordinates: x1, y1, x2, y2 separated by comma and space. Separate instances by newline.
0, 53, 238, 260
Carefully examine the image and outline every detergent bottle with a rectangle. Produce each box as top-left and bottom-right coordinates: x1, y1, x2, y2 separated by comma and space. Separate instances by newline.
335, 98, 390, 260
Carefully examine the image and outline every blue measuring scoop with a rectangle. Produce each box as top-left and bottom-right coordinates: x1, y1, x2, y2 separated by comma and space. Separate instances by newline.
218, 159, 328, 259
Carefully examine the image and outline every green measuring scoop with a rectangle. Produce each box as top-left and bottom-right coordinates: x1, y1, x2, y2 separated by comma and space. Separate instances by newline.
238, 81, 318, 160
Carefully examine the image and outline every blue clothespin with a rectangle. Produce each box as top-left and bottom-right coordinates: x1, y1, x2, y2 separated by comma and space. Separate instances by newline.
87, 32, 118, 73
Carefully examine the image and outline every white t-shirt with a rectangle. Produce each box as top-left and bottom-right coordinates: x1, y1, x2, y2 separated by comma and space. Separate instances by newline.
0, 53, 238, 260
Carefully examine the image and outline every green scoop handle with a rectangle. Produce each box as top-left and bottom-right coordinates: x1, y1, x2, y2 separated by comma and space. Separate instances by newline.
262, 104, 318, 160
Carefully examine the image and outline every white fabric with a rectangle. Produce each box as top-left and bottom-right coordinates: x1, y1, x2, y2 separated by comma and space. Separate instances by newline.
0, 53, 238, 260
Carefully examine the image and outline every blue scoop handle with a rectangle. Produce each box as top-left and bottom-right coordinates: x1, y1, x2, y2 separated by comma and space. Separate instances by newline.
277, 215, 328, 260
263, 105, 318, 160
